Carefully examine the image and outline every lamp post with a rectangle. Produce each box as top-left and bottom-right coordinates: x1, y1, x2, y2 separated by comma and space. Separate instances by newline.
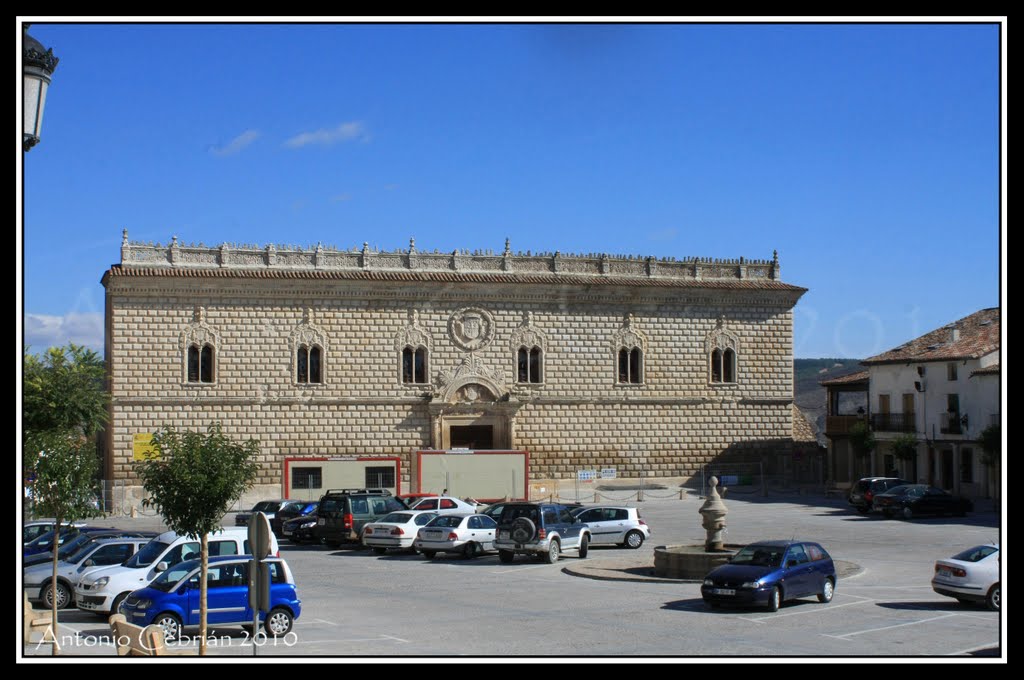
23, 23, 59, 152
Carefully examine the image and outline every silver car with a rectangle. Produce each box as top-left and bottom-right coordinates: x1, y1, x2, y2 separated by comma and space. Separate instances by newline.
414, 513, 498, 559
571, 506, 650, 549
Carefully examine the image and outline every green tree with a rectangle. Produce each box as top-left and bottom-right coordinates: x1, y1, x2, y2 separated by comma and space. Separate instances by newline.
134, 423, 261, 655
890, 433, 918, 461
23, 344, 107, 655
979, 423, 1001, 467
849, 421, 877, 473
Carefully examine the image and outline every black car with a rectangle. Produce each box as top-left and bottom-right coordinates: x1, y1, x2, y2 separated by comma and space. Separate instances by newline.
235, 499, 291, 527
271, 501, 319, 537
873, 484, 973, 519
281, 512, 319, 544
22, 529, 157, 567
848, 477, 913, 514
315, 489, 405, 547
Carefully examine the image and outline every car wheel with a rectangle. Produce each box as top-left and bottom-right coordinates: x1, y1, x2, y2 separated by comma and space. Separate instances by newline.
155, 612, 183, 640
986, 584, 1000, 611
498, 549, 515, 564
767, 587, 781, 612
372, 547, 387, 555
110, 592, 129, 617
511, 518, 537, 543
42, 581, 71, 610
463, 542, 479, 559
544, 539, 560, 564
818, 578, 835, 603
264, 607, 293, 637
422, 550, 436, 559
901, 506, 914, 520
578, 535, 589, 559
624, 530, 645, 549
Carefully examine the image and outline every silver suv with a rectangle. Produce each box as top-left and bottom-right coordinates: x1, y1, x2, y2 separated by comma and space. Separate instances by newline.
494, 502, 591, 564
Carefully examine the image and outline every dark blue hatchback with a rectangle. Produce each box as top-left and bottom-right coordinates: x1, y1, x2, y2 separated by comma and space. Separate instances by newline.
701, 540, 836, 612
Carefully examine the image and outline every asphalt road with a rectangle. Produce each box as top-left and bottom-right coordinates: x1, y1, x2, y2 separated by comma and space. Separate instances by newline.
21, 489, 1004, 662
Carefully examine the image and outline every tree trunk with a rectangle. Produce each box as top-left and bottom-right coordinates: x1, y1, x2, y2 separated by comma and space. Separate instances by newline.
200, 534, 208, 655
50, 513, 61, 656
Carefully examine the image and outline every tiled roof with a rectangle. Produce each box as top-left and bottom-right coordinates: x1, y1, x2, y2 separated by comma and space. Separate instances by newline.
862, 308, 1000, 365
102, 265, 809, 292
792, 406, 818, 443
971, 363, 1000, 377
819, 370, 870, 387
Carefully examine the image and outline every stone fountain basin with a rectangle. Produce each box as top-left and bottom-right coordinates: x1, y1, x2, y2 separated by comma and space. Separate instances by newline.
653, 544, 743, 580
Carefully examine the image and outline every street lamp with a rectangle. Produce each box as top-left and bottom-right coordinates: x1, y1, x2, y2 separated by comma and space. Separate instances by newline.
23, 23, 59, 152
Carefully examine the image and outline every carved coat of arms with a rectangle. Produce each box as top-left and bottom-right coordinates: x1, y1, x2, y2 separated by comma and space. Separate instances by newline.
448, 307, 495, 351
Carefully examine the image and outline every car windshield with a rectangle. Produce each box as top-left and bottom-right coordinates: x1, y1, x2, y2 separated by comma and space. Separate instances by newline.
426, 515, 465, 528
380, 513, 412, 524
885, 485, 917, 496
730, 545, 785, 568
148, 561, 198, 592
252, 501, 279, 512
499, 506, 540, 523
26, 528, 75, 549
952, 545, 999, 562
123, 541, 171, 568
65, 540, 101, 564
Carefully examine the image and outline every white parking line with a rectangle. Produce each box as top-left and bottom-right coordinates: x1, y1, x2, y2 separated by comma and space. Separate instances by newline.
737, 598, 877, 623
821, 613, 958, 639
945, 641, 1001, 656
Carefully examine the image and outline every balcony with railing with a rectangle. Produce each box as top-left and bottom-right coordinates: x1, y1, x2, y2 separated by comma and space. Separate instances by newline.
940, 413, 963, 435
825, 415, 868, 435
870, 413, 917, 433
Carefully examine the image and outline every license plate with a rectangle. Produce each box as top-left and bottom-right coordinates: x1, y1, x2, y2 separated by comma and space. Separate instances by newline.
499, 530, 509, 539
937, 568, 953, 577
711, 588, 735, 596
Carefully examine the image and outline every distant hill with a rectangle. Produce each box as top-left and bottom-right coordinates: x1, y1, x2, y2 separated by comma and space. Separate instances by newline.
794, 358, 864, 446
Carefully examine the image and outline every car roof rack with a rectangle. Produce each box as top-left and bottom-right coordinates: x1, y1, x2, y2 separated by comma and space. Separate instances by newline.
322, 488, 391, 496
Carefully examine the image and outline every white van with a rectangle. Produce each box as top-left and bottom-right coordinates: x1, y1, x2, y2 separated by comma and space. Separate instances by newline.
74, 527, 279, 616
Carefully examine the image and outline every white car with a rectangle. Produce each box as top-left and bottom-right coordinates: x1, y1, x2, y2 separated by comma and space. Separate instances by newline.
414, 513, 498, 559
571, 506, 651, 549
75, 528, 278, 615
24, 536, 152, 609
932, 543, 1000, 611
407, 496, 479, 515
362, 511, 439, 554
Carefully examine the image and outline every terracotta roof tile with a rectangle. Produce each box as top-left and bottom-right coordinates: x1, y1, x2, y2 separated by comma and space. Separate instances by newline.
862, 308, 1000, 365
819, 370, 870, 387
970, 363, 1000, 377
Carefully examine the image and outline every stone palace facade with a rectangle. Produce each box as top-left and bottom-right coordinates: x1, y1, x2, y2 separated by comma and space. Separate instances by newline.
102, 232, 806, 500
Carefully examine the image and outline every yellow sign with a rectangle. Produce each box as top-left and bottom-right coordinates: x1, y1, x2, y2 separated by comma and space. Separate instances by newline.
133, 433, 159, 461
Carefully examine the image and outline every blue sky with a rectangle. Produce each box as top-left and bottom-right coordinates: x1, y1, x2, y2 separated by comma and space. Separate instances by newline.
19, 20, 1004, 359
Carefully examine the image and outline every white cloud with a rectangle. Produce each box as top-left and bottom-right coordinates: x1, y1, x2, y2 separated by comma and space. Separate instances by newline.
25, 313, 104, 353
285, 121, 369, 149
210, 129, 260, 157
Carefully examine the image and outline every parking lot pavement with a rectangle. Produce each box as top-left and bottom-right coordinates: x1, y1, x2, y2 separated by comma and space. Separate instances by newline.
562, 555, 863, 583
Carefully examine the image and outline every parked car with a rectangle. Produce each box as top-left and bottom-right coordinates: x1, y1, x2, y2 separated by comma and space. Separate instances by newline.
848, 477, 913, 514
701, 540, 837, 612
315, 489, 406, 547
120, 555, 301, 639
362, 510, 439, 554
23, 530, 157, 567
235, 499, 291, 527
396, 493, 434, 508
414, 513, 498, 558
494, 502, 591, 564
406, 496, 480, 516
23, 520, 86, 545
873, 484, 973, 519
23, 526, 119, 557
931, 544, 1000, 611
281, 512, 320, 544
570, 506, 650, 549
270, 500, 318, 537
24, 536, 154, 609
76, 527, 279, 616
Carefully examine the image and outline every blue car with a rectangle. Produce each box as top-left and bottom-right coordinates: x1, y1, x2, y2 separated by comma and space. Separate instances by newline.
701, 540, 837, 612
119, 555, 301, 639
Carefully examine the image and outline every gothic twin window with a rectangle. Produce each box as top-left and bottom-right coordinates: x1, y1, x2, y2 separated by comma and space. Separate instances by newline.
707, 325, 739, 385
617, 347, 643, 384
517, 346, 544, 384
296, 344, 323, 384
402, 346, 429, 384
187, 343, 215, 383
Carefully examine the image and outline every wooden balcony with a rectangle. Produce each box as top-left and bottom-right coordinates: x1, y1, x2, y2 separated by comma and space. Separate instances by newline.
871, 413, 917, 433
825, 415, 867, 435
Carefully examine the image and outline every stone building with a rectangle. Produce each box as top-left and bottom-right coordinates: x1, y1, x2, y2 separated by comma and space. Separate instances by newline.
102, 232, 806, 503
